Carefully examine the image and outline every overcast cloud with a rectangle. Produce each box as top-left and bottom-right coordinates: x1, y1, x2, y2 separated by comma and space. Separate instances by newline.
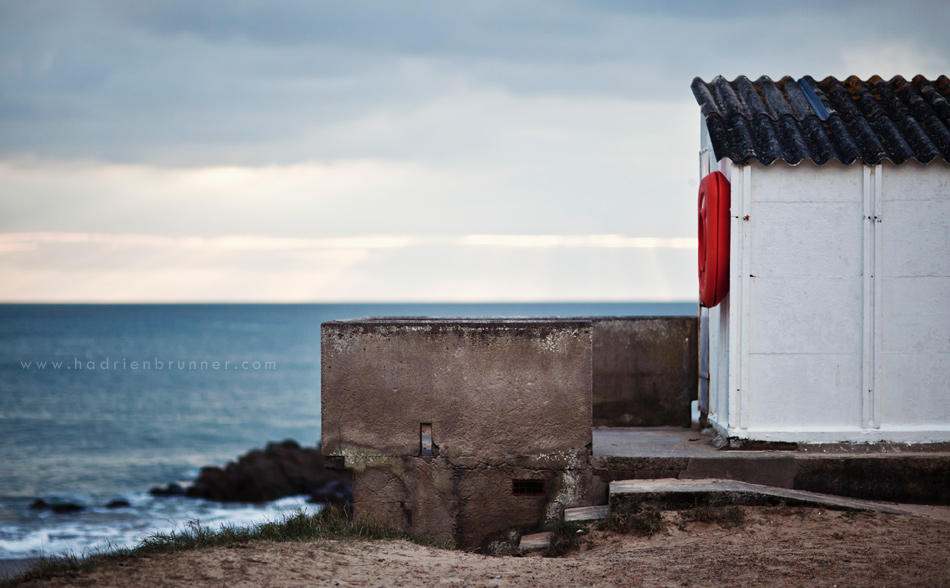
1, 1, 947, 301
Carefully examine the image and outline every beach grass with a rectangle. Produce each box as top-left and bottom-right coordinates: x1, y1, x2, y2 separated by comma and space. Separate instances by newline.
544, 519, 590, 557
1, 506, 442, 586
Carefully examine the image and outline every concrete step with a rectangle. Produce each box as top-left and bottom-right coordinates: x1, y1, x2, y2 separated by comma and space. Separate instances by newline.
592, 427, 950, 505
564, 504, 610, 522
518, 531, 550, 551
609, 478, 915, 516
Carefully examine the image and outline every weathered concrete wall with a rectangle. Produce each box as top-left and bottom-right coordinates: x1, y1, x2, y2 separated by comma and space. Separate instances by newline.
352, 456, 604, 550
322, 318, 592, 464
321, 318, 598, 549
592, 317, 698, 427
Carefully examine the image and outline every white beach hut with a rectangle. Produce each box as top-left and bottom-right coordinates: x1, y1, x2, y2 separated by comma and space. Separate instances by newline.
692, 75, 950, 444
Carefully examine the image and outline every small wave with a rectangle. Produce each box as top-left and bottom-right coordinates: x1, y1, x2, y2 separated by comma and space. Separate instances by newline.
0, 495, 321, 559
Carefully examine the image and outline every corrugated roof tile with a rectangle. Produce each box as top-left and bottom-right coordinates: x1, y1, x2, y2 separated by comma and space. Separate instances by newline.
692, 75, 950, 165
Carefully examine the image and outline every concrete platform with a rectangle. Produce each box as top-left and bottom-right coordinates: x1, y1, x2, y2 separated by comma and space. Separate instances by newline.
592, 427, 950, 505
594, 427, 722, 458
593, 426, 950, 457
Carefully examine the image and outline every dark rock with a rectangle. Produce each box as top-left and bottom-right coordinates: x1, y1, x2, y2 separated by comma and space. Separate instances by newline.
29, 499, 84, 513
149, 483, 186, 497
106, 499, 131, 508
308, 478, 353, 508
185, 439, 352, 503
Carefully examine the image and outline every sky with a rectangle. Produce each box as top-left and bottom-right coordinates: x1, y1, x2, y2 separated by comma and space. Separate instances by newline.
1, 1, 947, 302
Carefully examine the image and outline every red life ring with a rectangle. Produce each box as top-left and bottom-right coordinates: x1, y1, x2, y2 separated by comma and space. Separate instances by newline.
698, 171, 730, 308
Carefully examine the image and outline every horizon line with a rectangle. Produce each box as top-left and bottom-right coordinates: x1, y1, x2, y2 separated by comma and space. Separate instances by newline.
0, 232, 697, 252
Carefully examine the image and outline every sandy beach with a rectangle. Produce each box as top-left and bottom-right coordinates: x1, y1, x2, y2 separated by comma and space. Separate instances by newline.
5, 504, 949, 587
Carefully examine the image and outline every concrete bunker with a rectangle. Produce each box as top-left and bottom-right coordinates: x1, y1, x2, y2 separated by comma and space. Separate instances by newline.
321, 315, 698, 549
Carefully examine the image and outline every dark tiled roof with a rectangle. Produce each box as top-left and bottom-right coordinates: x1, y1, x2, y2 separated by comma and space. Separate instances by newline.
691, 75, 950, 165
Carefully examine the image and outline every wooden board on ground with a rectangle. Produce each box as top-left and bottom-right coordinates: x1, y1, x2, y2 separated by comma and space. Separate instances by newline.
519, 531, 551, 551
564, 505, 610, 521
609, 478, 915, 516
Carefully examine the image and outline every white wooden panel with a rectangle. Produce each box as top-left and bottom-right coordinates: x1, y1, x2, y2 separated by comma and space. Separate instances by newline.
875, 160, 950, 438
750, 160, 862, 203
881, 199, 950, 277
748, 277, 863, 355
741, 163, 869, 440
749, 201, 863, 278
880, 160, 950, 201
746, 352, 863, 429
880, 352, 950, 426
861, 165, 883, 429
738, 165, 752, 430
727, 163, 750, 434
717, 298, 729, 428
881, 277, 950, 354
707, 303, 720, 427
707, 300, 730, 434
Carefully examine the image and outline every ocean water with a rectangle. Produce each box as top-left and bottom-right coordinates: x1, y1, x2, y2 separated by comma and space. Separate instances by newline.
0, 302, 694, 559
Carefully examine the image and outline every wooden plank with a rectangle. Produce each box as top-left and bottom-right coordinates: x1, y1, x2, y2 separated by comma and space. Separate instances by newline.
518, 532, 550, 551
609, 478, 915, 516
564, 505, 610, 521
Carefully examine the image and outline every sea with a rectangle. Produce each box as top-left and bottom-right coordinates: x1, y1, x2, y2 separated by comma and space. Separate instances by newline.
0, 302, 694, 560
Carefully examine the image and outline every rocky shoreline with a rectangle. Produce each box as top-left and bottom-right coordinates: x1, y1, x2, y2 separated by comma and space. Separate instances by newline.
5, 440, 352, 578
27, 440, 351, 516
150, 440, 352, 507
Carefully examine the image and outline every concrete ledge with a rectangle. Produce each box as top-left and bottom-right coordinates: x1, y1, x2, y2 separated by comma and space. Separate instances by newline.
592, 456, 691, 485
681, 456, 796, 487
592, 428, 950, 505
592, 455, 950, 505
793, 456, 950, 504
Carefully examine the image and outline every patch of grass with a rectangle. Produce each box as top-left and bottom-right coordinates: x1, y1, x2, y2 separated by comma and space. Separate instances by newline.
841, 508, 871, 522
602, 505, 666, 537
1, 506, 440, 587
134, 506, 415, 554
679, 505, 746, 528
545, 520, 588, 557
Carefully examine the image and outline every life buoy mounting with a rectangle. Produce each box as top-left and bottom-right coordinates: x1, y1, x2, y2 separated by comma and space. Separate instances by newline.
698, 171, 730, 308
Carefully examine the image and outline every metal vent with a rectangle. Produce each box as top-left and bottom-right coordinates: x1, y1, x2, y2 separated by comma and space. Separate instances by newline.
512, 479, 545, 496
